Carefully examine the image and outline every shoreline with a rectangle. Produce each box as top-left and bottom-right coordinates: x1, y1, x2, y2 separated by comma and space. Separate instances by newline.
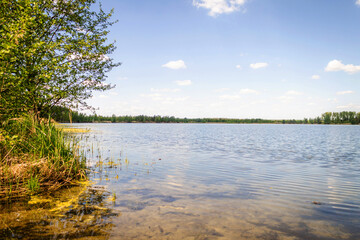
60, 121, 358, 125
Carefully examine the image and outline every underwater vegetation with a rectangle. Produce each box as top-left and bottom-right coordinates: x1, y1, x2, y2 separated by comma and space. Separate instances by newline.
0, 182, 118, 239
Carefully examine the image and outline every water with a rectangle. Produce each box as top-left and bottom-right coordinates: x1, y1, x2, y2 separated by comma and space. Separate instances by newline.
2, 123, 360, 239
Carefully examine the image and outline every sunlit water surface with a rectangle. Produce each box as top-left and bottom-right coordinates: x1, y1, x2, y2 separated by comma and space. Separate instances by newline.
2, 124, 360, 239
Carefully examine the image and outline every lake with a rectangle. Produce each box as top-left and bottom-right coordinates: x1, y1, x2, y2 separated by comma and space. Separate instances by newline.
2, 123, 360, 239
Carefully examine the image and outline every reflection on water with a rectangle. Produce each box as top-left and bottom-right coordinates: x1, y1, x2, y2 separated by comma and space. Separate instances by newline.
1, 124, 360, 239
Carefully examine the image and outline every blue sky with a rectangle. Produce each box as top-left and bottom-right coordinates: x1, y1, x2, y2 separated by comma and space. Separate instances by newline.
87, 0, 360, 119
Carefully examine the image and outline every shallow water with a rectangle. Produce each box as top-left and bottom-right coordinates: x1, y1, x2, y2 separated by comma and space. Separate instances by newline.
2, 124, 360, 239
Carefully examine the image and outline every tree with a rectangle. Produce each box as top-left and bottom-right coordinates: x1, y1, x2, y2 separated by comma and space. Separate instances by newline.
356, 112, 360, 124
332, 112, 340, 124
0, 0, 120, 120
348, 111, 356, 124
322, 112, 332, 124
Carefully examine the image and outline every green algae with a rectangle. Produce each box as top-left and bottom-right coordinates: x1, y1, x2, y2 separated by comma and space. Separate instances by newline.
0, 180, 118, 239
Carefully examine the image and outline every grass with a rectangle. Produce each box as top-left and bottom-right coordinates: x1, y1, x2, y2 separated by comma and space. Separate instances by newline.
61, 128, 90, 133
55, 124, 90, 133
0, 115, 86, 201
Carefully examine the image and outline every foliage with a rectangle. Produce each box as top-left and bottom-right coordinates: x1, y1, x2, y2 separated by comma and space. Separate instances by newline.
0, 115, 86, 200
27, 175, 40, 193
51, 109, 360, 125
0, 0, 120, 120
321, 111, 360, 124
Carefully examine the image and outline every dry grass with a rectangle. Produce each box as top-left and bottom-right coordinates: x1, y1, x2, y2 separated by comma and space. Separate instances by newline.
61, 128, 90, 133
0, 115, 86, 201
0, 155, 85, 200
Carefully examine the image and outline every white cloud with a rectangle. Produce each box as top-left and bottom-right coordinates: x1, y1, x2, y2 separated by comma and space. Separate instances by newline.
218, 88, 259, 100
140, 93, 163, 101
337, 90, 354, 95
336, 103, 360, 109
311, 75, 320, 80
140, 93, 189, 104
285, 90, 303, 96
161, 96, 189, 105
325, 60, 360, 74
239, 88, 259, 94
276, 90, 302, 103
193, 0, 247, 17
109, 91, 119, 96
251, 100, 266, 105
277, 95, 294, 102
219, 94, 241, 100
176, 97, 189, 101
250, 62, 268, 69
327, 98, 338, 103
150, 88, 180, 93
215, 88, 230, 93
162, 60, 186, 70
175, 80, 192, 86
140, 93, 162, 98
236, 65, 242, 69
99, 94, 109, 99
356, 0, 360, 6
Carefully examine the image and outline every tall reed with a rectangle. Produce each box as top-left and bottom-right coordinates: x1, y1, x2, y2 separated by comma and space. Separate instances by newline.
0, 115, 86, 201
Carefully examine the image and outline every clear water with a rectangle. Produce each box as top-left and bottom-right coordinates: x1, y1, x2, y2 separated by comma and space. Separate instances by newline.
81, 123, 360, 240
3, 123, 360, 239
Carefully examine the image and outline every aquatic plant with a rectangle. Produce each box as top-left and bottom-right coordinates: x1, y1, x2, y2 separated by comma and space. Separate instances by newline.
1, 184, 117, 239
0, 115, 86, 201
27, 175, 40, 193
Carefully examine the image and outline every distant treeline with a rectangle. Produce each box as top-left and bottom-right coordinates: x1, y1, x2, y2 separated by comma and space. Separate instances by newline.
50, 107, 360, 125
